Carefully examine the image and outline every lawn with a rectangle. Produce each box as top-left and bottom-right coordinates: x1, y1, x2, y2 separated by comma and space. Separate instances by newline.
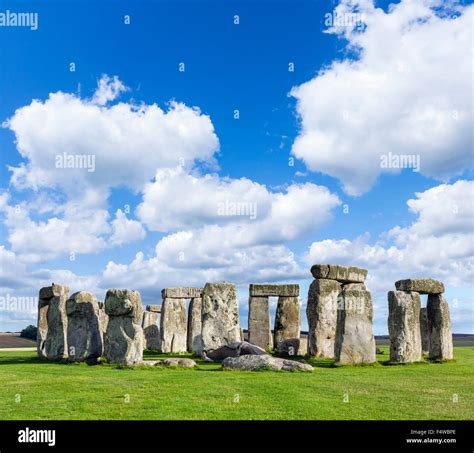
0, 346, 472, 420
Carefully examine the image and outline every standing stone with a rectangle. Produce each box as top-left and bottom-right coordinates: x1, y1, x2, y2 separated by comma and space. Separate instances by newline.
187, 297, 202, 354
97, 301, 109, 340
335, 287, 376, 365
66, 291, 102, 362
104, 289, 144, 366
160, 298, 187, 353
387, 291, 422, 363
420, 307, 430, 353
142, 311, 160, 351
201, 282, 241, 355
427, 294, 453, 360
37, 284, 70, 360
274, 296, 300, 348
306, 279, 340, 358
248, 296, 273, 350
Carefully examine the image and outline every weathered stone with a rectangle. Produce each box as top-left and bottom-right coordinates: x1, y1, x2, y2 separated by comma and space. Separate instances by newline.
66, 291, 102, 361
248, 296, 273, 350
104, 289, 144, 366
427, 294, 453, 360
298, 337, 308, 356
343, 283, 366, 290
335, 287, 376, 365
310, 264, 367, 283
420, 307, 430, 352
222, 355, 313, 372
249, 284, 299, 297
159, 358, 197, 368
146, 304, 161, 313
201, 282, 241, 355
160, 298, 187, 353
276, 338, 300, 357
395, 279, 444, 295
274, 296, 300, 348
204, 341, 268, 362
37, 284, 70, 360
161, 287, 202, 299
142, 311, 160, 351
306, 279, 340, 358
387, 291, 422, 363
97, 302, 109, 339
187, 297, 202, 354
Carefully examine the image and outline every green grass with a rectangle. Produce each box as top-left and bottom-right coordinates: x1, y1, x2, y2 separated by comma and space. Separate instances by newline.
0, 346, 472, 420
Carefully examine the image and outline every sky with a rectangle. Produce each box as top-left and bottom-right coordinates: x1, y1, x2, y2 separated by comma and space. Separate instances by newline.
0, 0, 473, 335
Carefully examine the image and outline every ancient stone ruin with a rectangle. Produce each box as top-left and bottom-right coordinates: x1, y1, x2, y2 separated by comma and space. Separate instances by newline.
37, 284, 70, 360
160, 288, 201, 353
187, 296, 202, 354
201, 282, 241, 357
104, 289, 144, 366
66, 291, 102, 362
307, 264, 374, 365
389, 279, 453, 361
142, 304, 161, 351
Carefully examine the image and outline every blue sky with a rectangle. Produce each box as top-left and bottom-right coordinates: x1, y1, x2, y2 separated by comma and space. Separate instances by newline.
0, 0, 473, 334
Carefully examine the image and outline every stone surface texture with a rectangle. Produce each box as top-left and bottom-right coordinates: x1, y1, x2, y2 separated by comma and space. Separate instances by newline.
427, 294, 453, 360
274, 296, 300, 348
222, 355, 313, 372
395, 279, 444, 295
187, 297, 202, 354
248, 296, 273, 350
160, 297, 187, 353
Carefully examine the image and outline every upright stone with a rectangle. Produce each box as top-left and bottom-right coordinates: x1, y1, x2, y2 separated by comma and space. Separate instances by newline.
187, 297, 202, 354
274, 296, 300, 348
420, 307, 430, 353
335, 287, 376, 365
160, 298, 187, 353
248, 296, 273, 350
387, 291, 422, 363
66, 291, 102, 362
97, 301, 109, 340
37, 284, 70, 360
306, 279, 340, 358
142, 311, 160, 351
104, 289, 144, 365
201, 282, 241, 355
427, 294, 453, 360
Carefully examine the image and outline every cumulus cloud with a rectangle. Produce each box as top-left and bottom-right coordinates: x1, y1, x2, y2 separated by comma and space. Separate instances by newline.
291, 0, 473, 195
110, 209, 146, 246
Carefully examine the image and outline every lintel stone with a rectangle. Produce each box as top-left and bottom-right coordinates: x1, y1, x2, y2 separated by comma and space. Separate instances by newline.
161, 287, 202, 299
249, 284, 299, 297
395, 279, 444, 294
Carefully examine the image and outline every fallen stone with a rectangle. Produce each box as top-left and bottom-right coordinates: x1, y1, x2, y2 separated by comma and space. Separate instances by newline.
335, 287, 376, 365
37, 284, 70, 360
160, 298, 187, 353
420, 307, 430, 352
310, 265, 367, 283
306, 278, 340, 358
248, 296, 273, 350
427, 294, 453, 360
66, 291, 102, 362
249, 284, 299, 297
161, 287, 202, 299
187, 297, 202, 354
395, 279, 444, 295
274, 296, 300, 348
204, 341, 268, 362
222, 355, 313, 372
159, 358, 197, 368
201, 282, 241, 355
142, 311, 160, 351
388, 291, 422, 363
146, 304, 161, 313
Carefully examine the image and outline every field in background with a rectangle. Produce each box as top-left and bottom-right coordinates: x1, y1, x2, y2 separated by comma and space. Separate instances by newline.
0, 333, 35, 349
0, 346, 472, 420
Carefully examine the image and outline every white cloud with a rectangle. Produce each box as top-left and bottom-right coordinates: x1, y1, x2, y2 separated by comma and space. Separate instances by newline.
110, 209, 146, 246
291, 0, 473, 195
91, 74, 128, 106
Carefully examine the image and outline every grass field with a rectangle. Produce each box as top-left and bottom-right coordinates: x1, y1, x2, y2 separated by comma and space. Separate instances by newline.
0, 346, 472, 420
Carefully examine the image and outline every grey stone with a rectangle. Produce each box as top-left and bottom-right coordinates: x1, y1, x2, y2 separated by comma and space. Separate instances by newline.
387, 291, 422, 363
276, 338, 300, 357
274, 296, 300, 348
249, 284, 299, 297
161, 287, 202, 299
160, 298, 187, 353
310, 264, 367, 283
335, 287, 376, 365
306, 278, 340, 358
427, 294, 453, 360
248, 296, 273, 350
146, 304, 161, 313
187, 297, 202, 354
343, 283, 366, 290
66, 291, 102, 361
420, 307, 430, 352
37, 284, 70, 360
104, 289, 144, 366
159, 358, 197, 368
201, 282, 241, 355
298, 337, 308, 356
142, 311, 160, 351
204, 341, 268, 362
222, 355, 313, 372
395, 279, 444, 294
97, 303, 109, 340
